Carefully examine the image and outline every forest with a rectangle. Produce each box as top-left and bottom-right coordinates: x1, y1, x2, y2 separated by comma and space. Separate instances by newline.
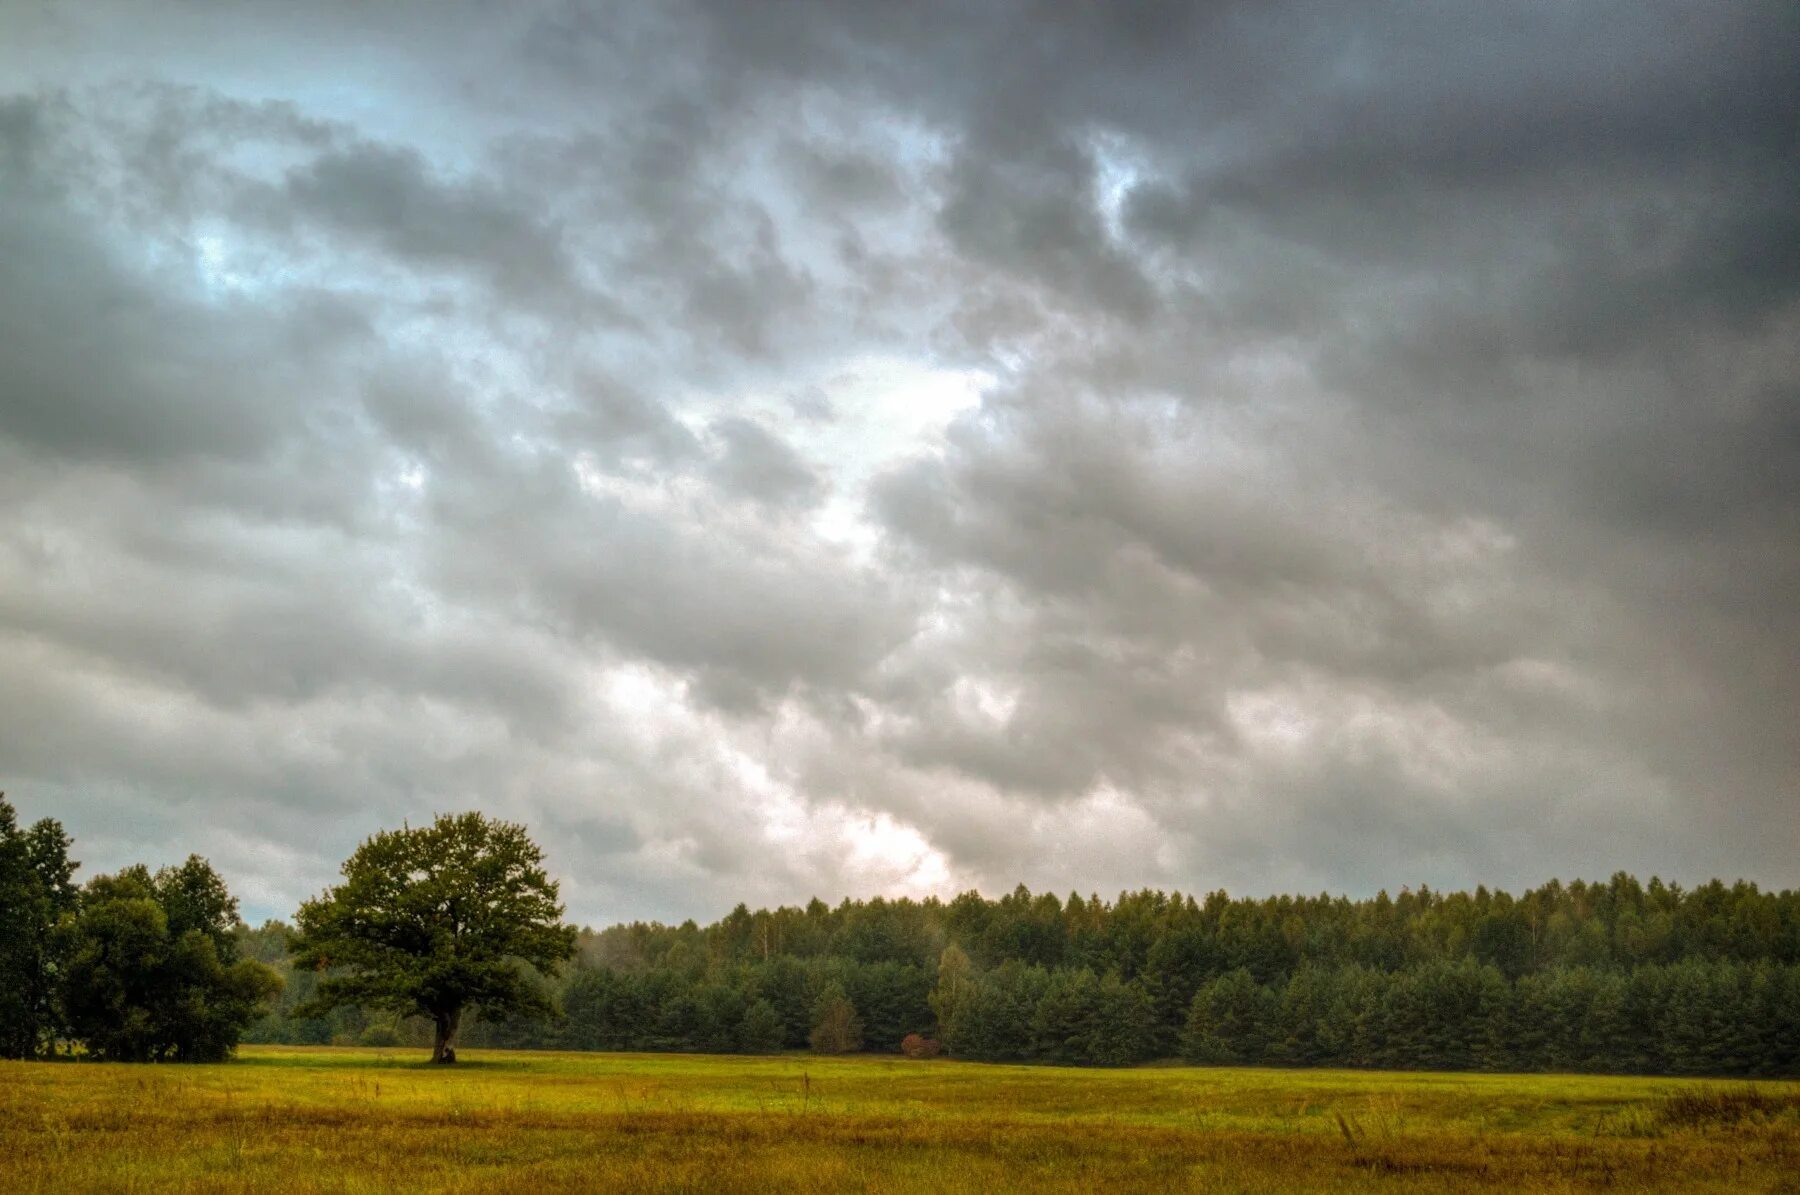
7, 793, 1797, 1074
239, 873, 1800, 1075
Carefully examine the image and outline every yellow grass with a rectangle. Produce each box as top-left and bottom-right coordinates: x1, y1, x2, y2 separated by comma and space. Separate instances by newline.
3, 1046, 1798, 1192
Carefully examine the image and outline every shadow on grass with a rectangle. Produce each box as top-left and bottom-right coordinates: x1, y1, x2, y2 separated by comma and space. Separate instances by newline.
232, 1048, 542, 1073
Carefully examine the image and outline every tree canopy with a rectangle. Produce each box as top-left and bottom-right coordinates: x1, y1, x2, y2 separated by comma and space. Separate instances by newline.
4, 792, 282, 1063
290, 811, 576, 1062
58, 857, 280, 1062
0, 795, 79, 1059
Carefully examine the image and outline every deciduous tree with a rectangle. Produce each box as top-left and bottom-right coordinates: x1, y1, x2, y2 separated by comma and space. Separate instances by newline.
290, 812, 576, 1063
59, 860, 280, 1061
0, 796, 78, 1059
808, 982, 862, 1053
929, 944, 974, 1051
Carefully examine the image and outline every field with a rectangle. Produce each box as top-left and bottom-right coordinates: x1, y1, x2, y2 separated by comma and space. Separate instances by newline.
3, 1047, 1798, 1193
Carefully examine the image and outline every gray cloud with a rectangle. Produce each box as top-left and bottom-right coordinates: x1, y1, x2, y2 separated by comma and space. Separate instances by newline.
0, 0, 1795, 924
272, 141, 603, 318
706, 416, 825, 511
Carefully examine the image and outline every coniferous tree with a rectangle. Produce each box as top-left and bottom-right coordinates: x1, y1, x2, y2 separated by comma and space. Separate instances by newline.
1031, 968, 1103, 1064
951, 963, 1045, 1061
846, 961, 932, 1052
562, 967, 650, 1051
751, 955, 814, 1047
739, 998, 786, 1053
1089, 973, 1158, 1065
1182, 969, 1275, 1064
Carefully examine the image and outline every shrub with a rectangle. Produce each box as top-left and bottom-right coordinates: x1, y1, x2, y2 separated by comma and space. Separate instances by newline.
900, 1033, 940, 1058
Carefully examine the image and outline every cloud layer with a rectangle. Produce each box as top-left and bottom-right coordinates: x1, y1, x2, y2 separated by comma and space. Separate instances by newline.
1, 1, 1795, 923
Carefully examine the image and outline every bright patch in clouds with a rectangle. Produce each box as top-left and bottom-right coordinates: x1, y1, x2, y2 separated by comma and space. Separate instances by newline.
790, 356, 993, 552
0, 1, 1794, 925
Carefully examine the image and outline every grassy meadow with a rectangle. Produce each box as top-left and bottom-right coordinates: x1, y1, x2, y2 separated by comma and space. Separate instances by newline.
3, 1046, 1798, 1193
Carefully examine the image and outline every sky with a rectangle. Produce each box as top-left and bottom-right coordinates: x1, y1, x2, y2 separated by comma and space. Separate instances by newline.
1, 1, 1796, 927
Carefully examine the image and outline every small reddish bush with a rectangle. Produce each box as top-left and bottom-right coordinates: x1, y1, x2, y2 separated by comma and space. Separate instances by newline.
900, 1034, 941, 1059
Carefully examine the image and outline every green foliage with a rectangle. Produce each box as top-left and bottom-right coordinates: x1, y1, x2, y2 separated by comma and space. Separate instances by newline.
808, 982, 863, 1054
1183, 968, 1277, 1064
239, 871, 1800, 1074
1089, 973, 1159, 1065
561, 966, 651, 1051
752, 955, 813, 1047
358, 1022, 402, 1047
844, 960, 932, 1051
929, 944, 975, 1049
57, 857, 280, 1062
156, 855, 244, 964
738, 998, 785, 1053
289, 812, 576, 1062
949, 962, 1047, 1061
0, 795, 79, 1059
693, 982, 747, 1051
1028, 968, 1160, 1065
1032, 968, 1102, 1063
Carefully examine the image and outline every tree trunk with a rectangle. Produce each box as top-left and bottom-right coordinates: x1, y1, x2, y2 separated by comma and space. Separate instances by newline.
431, 1008, 462, 1064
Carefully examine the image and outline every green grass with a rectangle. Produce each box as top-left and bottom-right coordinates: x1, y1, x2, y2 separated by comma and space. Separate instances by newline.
3, 1046, 1798, 1192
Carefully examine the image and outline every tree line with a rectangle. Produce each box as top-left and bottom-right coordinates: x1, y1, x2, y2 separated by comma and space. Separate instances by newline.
242, 850, 1800, 1075
6, 793, 1799, 1073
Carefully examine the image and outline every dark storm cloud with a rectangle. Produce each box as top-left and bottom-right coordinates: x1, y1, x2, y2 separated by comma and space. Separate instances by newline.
938, 133, 1155, 321
272, 141, 604, 317
0, 95, 362, 467
0, 0, 1795, 923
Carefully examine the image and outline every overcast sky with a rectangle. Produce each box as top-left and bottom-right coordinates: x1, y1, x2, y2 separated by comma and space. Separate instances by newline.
1, 1, 1796, 926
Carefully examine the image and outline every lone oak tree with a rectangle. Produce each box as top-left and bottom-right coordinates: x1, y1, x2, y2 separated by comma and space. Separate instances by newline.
291, 812, 576, 1063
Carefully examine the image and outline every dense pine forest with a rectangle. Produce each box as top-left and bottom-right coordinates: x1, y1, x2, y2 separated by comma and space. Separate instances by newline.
242, 876, 1800, 1075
